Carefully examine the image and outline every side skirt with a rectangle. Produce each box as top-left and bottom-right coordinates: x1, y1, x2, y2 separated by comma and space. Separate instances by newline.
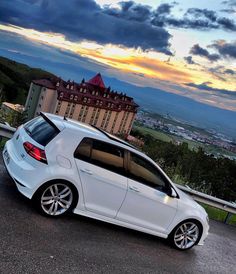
73, 208, 168, 239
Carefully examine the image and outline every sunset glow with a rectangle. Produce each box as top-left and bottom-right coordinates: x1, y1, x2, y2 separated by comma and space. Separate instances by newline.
1, 23, 235, 95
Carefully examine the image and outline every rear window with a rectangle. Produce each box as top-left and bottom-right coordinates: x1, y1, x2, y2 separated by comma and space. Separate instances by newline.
24, 116, 59, 146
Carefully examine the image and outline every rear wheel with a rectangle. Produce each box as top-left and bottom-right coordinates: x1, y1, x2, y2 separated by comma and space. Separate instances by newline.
34, 181, 76, 217
169, 220, 202, 250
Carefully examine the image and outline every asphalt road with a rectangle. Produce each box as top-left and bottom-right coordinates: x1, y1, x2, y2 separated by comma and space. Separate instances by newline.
0, 155, 235, 274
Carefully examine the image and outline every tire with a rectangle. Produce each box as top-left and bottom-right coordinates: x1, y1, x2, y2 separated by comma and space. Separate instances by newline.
168, 220, 202, 251
33, 180, 78, 217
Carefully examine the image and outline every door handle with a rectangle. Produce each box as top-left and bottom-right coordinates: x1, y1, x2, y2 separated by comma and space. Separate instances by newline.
129, 186, 140, 193
80, 168, 93, 175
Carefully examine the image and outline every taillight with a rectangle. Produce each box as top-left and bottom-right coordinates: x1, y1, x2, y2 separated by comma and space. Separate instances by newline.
23, 142, 47, 164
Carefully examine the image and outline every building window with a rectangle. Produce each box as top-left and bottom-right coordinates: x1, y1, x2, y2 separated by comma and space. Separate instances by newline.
80, 88, 83, 92
83, 97, 87, 103
70, 94, 74, 100
87, 98, 91, 103
83, 89, 86, 93
74, 96, 78, 101
96, 91, 99, 96
92, 91, 95, 95
60, 92, 63, 98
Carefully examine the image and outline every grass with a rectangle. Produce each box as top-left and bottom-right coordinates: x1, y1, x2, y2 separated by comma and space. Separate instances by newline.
133, 125, 174, 143
200, 203, 236, 226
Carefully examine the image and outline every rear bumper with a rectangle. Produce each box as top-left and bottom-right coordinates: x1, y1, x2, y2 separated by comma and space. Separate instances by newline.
3, 140, 40, 199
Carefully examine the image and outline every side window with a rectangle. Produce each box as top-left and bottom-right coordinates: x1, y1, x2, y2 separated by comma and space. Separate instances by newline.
91, 140, 125, 176
74, 138, 125, 176
129, 153, 168, 192
74, 138, 92, 162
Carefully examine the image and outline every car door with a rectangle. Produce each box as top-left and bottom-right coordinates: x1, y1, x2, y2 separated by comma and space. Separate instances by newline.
117, 152, 178, 234
74, 138, 128, 218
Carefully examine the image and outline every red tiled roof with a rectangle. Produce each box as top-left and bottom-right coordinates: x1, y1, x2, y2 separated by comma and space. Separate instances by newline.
87, 73, 106, 88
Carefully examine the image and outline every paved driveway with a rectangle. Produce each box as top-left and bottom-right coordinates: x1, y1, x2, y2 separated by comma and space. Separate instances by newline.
0, 155, 235, 274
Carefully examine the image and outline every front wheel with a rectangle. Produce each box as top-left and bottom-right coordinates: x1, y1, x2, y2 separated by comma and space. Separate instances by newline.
34, 182, 75, 217
169, 220, 202, 250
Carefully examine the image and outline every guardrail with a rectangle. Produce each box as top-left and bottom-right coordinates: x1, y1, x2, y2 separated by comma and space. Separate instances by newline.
0, 123, 235, 223
0, 123, 16, 139
175, 183, 236, 223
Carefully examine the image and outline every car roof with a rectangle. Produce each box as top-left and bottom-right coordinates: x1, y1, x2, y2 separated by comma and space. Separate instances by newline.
43, 112, 137, 150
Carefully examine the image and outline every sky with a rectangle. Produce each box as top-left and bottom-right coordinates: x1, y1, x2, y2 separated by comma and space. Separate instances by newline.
0, 0, 236, 112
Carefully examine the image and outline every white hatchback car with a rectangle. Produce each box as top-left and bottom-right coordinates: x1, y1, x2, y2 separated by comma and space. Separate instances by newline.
3, 113, 209, 250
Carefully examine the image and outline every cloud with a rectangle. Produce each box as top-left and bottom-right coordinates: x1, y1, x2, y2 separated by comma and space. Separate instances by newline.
186, 8, 217, 22
0, 0, 172, 55
184, 56, 196, 65
222, 0, 236, 7
190, 44, 220, 62
185, 82, 236, 97
151, 5, 236, 31
103, 1, 152, 22
210, 40, 236, 59
224, 68, 236, 75
156, 3, 174, 15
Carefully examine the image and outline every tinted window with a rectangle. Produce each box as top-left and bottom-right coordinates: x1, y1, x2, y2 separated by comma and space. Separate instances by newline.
74, 138, 125, 176
91, 140, 125, 175
129, 153, 168, 192
24, 116, 59, 146
74, 138, 92, 162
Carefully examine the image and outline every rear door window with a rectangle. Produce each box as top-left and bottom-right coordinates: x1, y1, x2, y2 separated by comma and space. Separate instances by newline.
74, 138, 125, 176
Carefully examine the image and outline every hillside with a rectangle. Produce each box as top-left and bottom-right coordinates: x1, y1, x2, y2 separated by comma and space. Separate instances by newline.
0, 56, 55, 105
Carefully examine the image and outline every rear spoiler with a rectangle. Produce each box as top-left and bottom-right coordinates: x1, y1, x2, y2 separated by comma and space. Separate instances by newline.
40, 112, 60, 133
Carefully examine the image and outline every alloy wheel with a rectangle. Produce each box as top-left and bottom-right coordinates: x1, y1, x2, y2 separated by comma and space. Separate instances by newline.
173, 222, 199, 250
40, 183, 73, 216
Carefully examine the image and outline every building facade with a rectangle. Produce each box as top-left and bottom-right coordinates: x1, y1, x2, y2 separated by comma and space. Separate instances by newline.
25, 73, 138, 135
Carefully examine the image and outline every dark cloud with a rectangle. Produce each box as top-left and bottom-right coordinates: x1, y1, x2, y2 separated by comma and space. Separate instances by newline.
102, 2, 236, 32
185, 82, 236, 97
151, 5, 236, 31
221, 8, 236, 13
210, 40, 236, 59
222, 0, 236, 7
224, 68, 236, 75
156, 3, 173, 15
186, 8, 217, 22
103, 1, 152, 22
184, 56, 196, 65
0, 0, 172, 55
190, 44, 220, 62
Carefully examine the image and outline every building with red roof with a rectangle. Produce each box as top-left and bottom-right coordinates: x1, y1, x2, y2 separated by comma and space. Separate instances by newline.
25, 73, 138, 135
